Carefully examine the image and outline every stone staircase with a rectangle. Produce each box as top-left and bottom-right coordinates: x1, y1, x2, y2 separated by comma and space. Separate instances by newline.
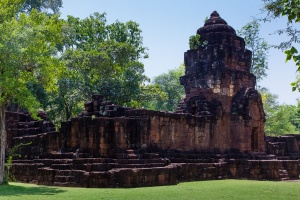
247, 152, 276, 160
279, 169, 289, 181
53, 170, 76, 187
12, 149, 176, 187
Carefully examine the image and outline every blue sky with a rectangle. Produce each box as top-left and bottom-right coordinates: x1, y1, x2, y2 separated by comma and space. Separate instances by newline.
60, 0, 299, 105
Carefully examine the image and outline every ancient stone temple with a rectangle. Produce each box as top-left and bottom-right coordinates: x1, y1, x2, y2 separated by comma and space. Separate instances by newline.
177, 11, 265, 152
5, 11, 300, 188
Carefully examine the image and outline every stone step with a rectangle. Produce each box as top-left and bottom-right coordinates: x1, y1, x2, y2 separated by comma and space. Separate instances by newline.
114, 149, 142, 157
114, 152, 139, 159
289, 154, 300, 160
55, 170, 73, 176
279, 174, 289, 179
73, 163, 114, 171
172, 153, 223, 159
280, 177, 290, 181
126, 149, 139, 154
18, 121, 41, 128
12, 160, 34, 163
53, 159, 73, 164
170, 158, 219, 163
279, 169, 289, 180
247, 153, 276, 160
279, 169, 288, 173
114, 163, 166, 169
114, 152, 143, 159
51, 164, 73, 170
91, 163, 114, 171
113, 158, 167, 164
34, 159, 73, 167
279, 172, 288, 176
48, 153, 74, 159
73, 158, 113, 164
54, 175, 75, 182
18, 128, 42, 136
77, 153, 92, 158
72, 162, 168, 171
276, 156, 291, 160
143, 153, 160, 159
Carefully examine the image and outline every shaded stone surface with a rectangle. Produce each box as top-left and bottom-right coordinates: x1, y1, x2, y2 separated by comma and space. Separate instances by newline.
5, 11, 300, 188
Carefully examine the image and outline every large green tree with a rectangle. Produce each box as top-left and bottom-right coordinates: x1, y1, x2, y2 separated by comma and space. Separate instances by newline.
265, 104, 299, 135
259, 87, 300, 135
238, 19, 270, 83
129, 84, 167, 109
40, 13, 149, 124
0, 2, 64, 184
149, 65, 185, 111
262, 0, 300, 91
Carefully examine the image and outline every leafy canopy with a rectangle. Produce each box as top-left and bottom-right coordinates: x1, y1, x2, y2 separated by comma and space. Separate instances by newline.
148, 65, 185, 111
259, 87, 300, 135
36, 13, 149, 124
0, 9, 64, 113
238, 19, 270, 83
262, 0, 300, 91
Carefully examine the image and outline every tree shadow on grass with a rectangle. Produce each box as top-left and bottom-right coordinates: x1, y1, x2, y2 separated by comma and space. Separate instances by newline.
0, 183, 66, 197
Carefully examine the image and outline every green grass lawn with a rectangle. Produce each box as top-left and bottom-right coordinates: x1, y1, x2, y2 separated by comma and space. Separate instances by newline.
0, 180, 299, 200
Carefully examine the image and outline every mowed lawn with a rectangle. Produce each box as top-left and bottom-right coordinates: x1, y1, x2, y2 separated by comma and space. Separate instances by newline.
0, 180, 300, 200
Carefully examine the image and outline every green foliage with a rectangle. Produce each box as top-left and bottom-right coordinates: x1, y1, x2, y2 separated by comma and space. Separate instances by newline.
259, 87, 300, 135
238, 19, 270, 83
189, 34, 201, 50
286, 51, 300, 91
129, 84, 167, 109
293, 99, 300, 130
262, 0, 300, 91
46, 13, 148, 123
281, 0, 300, 22
265, 104, 299, 135
21, 0, 63, 14
146, 65, 185, 111
0, 0, 25, 23
0, 9, 64, 114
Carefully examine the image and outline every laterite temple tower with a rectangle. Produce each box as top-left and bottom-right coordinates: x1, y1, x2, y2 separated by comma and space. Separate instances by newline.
177, 11, 265, 152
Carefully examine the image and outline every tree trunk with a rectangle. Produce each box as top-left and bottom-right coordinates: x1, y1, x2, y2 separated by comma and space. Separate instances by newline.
0, 106, 6, 184
65, 103, 71, 120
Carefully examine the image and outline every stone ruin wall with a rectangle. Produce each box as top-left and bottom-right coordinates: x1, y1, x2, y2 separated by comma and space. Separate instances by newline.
10, 108, 264, 159
8, 104, 299, 160
6, 94, 300, 187
59, 108, 264, 156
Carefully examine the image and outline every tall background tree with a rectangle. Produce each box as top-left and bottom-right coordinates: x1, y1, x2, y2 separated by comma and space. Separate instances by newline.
238, 19, 270, 84
144, 65, 185, 111
0, 1, 64, 184
259, 88, 300, 135
36, 13, 150, 125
